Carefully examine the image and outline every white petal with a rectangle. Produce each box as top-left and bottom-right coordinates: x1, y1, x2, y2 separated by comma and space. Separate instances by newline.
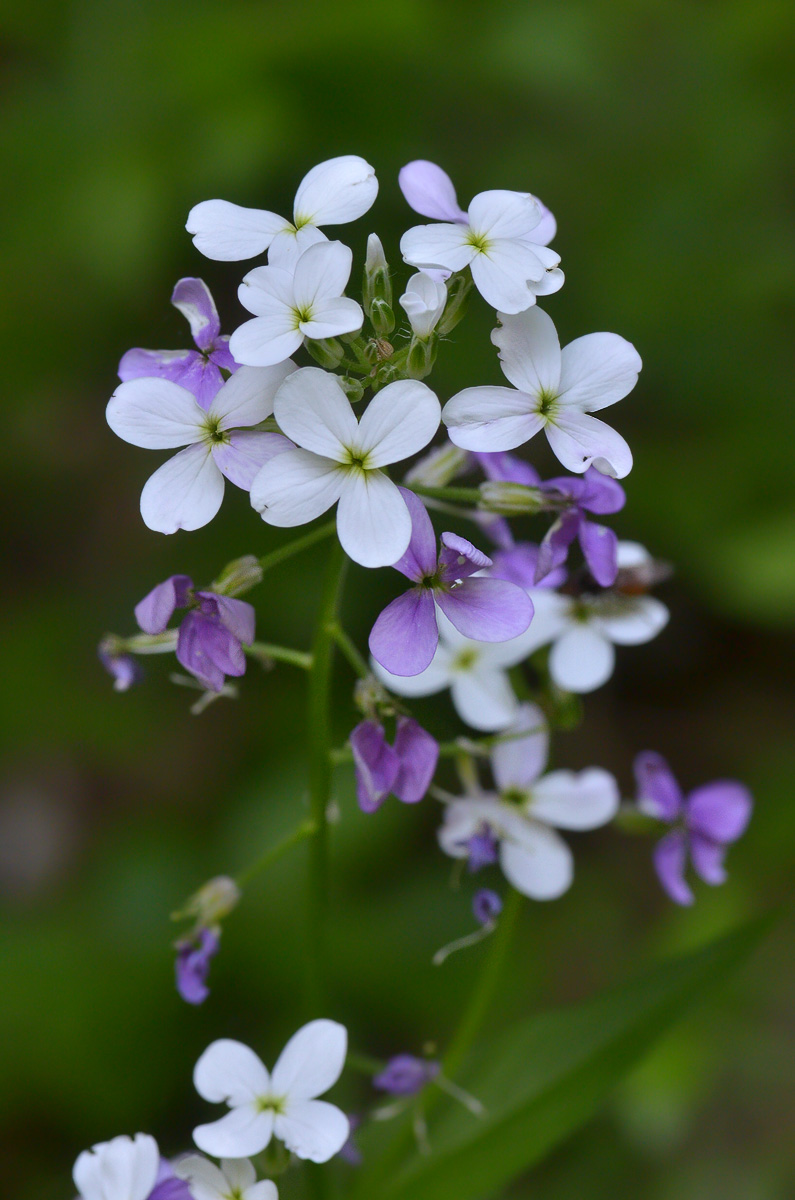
530, 768, 620, 829
268, 224, 328, 268
558, 332, 642, 412
245, 1183, 279, 1200
140, 445, 225, 533
467, 190, 542, 240
450, 667, 518, 731
470, 241, 546, 313
491, 702, 549, 792
292, 240, 353, 309
74, 1135, 159, 1200
293, 155, 378, 226
212, 431, 293, 491
593, 596, 669, 644
532, 267, 565, 296
357, 380, 441, 466
438, 797, 491, 859
616, 540, 651, 569
443, 386, 543, 452
300, 297, 364, 339
336, 471, 412, 567
250, 448, 344, 526
107, 379, 204, 449
270, 1019, 347, 1101
400, 223, 474, 272
273, 368, 358, 460
187, 200, 287, 261
491, 308, 561, 396
210, 362, 297, 429
512, 589, 571, 651
371, 643, 453, 697
228, 317, 303, 369
193, 1108, 274, 1159
548, 626, 615, 693
238, 265, 296, 315
194, 1039, 271, 1104
499, 823, 573, 899
173, 1155, 229, 1200
274, 1101, 349, 1164
545, 411, 633, 478
221, 1158, 257, 1193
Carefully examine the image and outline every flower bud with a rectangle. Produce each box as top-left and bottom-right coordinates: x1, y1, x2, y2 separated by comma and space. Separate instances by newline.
404, 443, 470, 489
478, 481, 546, 515
437, 272, 472, 337
210, 554, 263, 597
369, 298, 395, 337
399, 272, 447, 339
406, 336, 437, 379
305, 337, 345, 369
173, 874, 241, 926
363, 233, 392, 310
339, 375, 365, 403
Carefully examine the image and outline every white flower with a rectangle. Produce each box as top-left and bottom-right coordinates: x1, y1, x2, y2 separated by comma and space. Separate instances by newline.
186, 156, 378, 265
518, 543, 669, 692
174, 1156, 277, 1200
192, 1020, 349, 1163
230, 242, 364, 367
106, 364, 296, 533
439, 704, 619, 898
250, 368, 441, 568
399, 272, 448, 338
442, 307, 640, 478
372, 610, 539, 731
400, 179, 561, 314
73, 1134, 159, 1200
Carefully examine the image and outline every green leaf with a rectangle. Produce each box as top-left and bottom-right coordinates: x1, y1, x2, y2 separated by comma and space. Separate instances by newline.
355, 914, 774, 1200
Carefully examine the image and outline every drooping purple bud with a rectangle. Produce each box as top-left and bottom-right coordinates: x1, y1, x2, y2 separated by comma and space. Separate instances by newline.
392, 717, 439, 804
373, 1054, 440, 1096
176, 610, 247, 692
472, 888, 503, 926
175, 926, 219, 1005
351, 720, 400, 813
98, 644, 143, 691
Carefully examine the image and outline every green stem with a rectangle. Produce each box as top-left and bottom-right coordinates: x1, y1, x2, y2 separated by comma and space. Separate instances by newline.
407, 484, 484, 505
304, 539, 348, 1016
236, 818, 318, 887
246, 642, 313, 670
328, 622, 370, 678
258, 521, 336, 575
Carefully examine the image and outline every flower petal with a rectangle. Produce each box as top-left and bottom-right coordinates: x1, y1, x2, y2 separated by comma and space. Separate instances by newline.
686, 781, 753, 844
268, 223, 328, 269
371, 643, 453, 697
293, 156, 378, 226
273, 367, 359, 460
356, 380, 441, 467
171, 277, 221, 351
292, 240, 353, 310
491, 701, 549, 792
499, 822, 573, 899
193, 1109, 274, 1159
393, 716, 439, 803
274, 1101, 350, 1163
177, 612, 245, 692
186, 200, 287, 261
593, 595, 669, 644
369, 588, 439, 676
299, 298, 364, 340
530, 768, 619, 829
436, 578, 533, 643
173, 1155, 228, 1200
443, 386, 543, 453
548, 626, 615, 693
450, 666, 519, 731
337, 471, 412, 568
391, 487, 438, 580
250, 449, 344, 527
118, 347, 198, 384
470, 241, 547, 313
578, 519, 618, 587
228, 317, 303, 369
270, 1019, 347, 1101
399, 161, 468, 222
211, 362, 297, 429
528, 200, 557, 245
688, 834, 728, 885
633, 751, 684, 822
350, 720, 400, 812
74, 1135, 160, 1200
400, 223, 474, 272
140, 445, 225, 534
438, 532, 492, 582
219, 1159, 256, 1194
213, 431, 294, 491
491, 307, 562, 396
653, 830, 693, 905
468, 190, 542, 240
194, 1039, 271, 1104
107, 378, 204, 449
135, 574, 193, 634
558, 332, 642, 412
545, 411, 633, 478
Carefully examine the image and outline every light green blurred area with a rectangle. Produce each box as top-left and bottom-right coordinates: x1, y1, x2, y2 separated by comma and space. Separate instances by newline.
1, 1, 793, 1197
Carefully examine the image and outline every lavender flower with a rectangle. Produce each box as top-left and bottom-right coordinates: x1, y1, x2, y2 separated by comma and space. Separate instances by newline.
368, 487, 533, 676
373, 1055, 440, 1096
635, 751, 753, 905
175, 926, 219, 1005
536, 467, 625, 586
350, 717, 439, 813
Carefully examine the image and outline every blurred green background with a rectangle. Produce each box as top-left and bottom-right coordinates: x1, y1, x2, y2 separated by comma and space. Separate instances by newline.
1, 0, 793, 1196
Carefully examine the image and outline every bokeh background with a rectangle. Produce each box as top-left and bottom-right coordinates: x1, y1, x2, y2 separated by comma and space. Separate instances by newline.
2, 1, 794, 1196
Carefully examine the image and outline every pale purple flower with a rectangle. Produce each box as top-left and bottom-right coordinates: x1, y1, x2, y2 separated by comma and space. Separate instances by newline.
98, 643, 142, 691
135, 574, 255, 693
472, 888, 502, 926
373, 1055, 440, 1096
350, 717, 439, 812
368, 488, 534, 676
465, 827, 499, 872
175, 926, 219, 1005
535, 468, 625, 586
635, 751, 753, 905
489, 543, 567, 591
119, 278, 238, 411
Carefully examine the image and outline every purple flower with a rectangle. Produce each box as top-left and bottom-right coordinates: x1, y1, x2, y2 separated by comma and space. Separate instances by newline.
135, 575, 255, 693
350, 717, 439, 813
175, 926, 219, 1005
472, 888, 503, 926
98, 642, 143, 691
368, 488, 534, 676
373, 1055, 440, 1096
148, 1162, 193, 1200
465, 826, 499, 872
634, 751, 753, 905
535, 467, 625, 587
119, 278, 238, 410
489, 542, 567, 591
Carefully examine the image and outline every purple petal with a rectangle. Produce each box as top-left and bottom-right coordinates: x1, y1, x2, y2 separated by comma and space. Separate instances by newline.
118, 346, 198, 383
436, 578, 533, 642
578, 466, 626, 515
369, 588, 439, 676
466, 826, 499, 872
175, 926, 219, 1005
398, 160, 468, 223
634, 751, 684, 823
391, 487, 438, 580
490, 542, 567, 590
438, 532, 492, 582
536, 511, 580, 583
135, 575, 193, 634
689, 833, 728, 886
149, 1166, 194, 1200
475, 451, 541, 487
212, 431, 294, 491
472, 888, 502, 926
209, 336, 239, 373
392, 717, 439, 804
373, 1054, 440, 1096
350, 721, 400, 813
685, 781, 753, 844
98, 646, 143, 691
176, 612, 245, 691
653, 829, 694, 905
196, 592, 256, 645
171, 277, 222, 352
579, 519, 618, 587
185, 357, 227, 412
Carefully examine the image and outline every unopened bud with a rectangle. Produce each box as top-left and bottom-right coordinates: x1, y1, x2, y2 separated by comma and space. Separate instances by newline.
210, 554, 263, 597
400, 273, 447, 339
404, 443, 470, 488
339, 375, 365, 403
478, 481, 546, 515
363, 233, 392, 310
370, 298, 395, 337
305, 337, 345, 369
173, 875, 241, 926
406, 336, 437, 379
437, 272, 472, 337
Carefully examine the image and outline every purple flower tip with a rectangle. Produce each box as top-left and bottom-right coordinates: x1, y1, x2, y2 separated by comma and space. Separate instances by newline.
465, 825, 499, 872
98, 645, 142, 692
373, 1054, 440, 1096
472, 888, 503, 926
175, 926, 219, 1005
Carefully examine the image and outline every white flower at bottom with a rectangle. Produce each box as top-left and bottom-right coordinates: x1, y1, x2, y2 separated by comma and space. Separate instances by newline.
192, 1020, 349, 1163
174, 1156, 277, 1200
73, 1134, 159, 1200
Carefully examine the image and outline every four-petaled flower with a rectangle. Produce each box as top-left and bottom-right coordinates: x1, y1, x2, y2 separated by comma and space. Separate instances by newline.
439, 704, 619, 898
350, 716, 439, 812
635, 751, 753, 905
192, 1020, 349, 1163
106, 363, 295, 532
399, 160, 562, 313
249, 367, 441, 568
442, 307, 640, 478
119, 278, 238, 411
174, 1156, 277, 1200
187, 155, 378, 265
368, 487, 534, 676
